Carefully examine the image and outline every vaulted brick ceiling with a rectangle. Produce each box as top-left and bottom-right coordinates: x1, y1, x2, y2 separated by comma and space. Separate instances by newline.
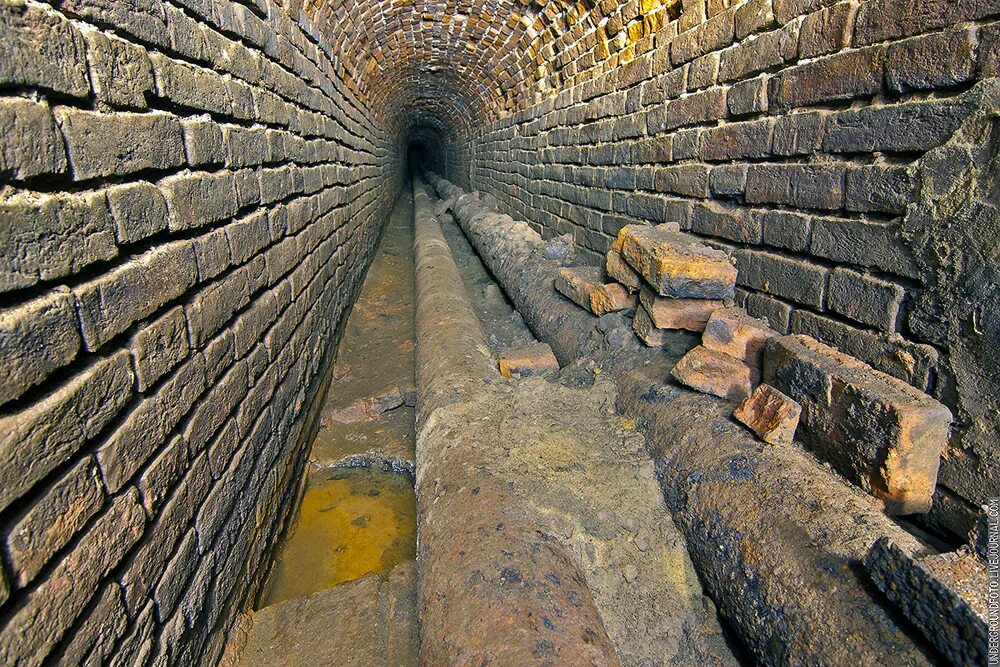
280, 0, 681, 137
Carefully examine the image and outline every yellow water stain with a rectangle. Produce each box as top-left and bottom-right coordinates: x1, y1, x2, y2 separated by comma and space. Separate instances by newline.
260, 467, 417, 608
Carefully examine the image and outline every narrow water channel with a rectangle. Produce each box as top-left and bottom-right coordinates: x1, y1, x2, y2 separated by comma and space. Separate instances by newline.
259, 187, 418, 609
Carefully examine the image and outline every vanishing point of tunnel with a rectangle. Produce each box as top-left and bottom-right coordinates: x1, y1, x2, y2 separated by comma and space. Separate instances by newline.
0, 0, 998, 665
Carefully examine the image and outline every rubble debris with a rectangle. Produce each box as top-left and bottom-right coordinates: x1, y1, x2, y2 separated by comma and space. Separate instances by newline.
671, 345, 756, 402
866, 537, 986, 666
764, 334, 952, 514
733, 384, 801, 445
498, 342, 560, 378
321, 384, 417, 424
702, 307, 776, 367
619, 226, 737, 300
639, 285, 723, 332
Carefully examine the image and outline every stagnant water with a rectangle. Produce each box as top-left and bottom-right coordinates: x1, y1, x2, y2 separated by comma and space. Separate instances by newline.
259, 188, 417, 609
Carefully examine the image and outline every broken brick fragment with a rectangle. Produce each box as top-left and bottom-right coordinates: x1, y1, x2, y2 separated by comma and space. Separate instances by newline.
671, 345, 756, 401
764, 334, 952, 514
554, 266, 635, 315
498, 342, 560, 378
733, 384, 801, 445
321, 384, 416, 424
702, 307, 777, 367
639, 285, 723, 332
619, 226, 736, 300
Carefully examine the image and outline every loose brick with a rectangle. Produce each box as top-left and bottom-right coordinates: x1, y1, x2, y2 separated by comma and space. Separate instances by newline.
671, 344, 756, 401
498, 342, 560, 378
733, 383, 802, 445
828, 267, 904, 331
75, 240, 198, 351
764, 334, 952, 513
0, 98, 67, 180
606, 249, 643, 291
161, 171, 239, 231
768, 47, 885, 111
703, 306, 778, 366
84, 30, 155, 108
639, 285, 724, 331
0, 490, 145, 666
0, 288, 81, 407
0, 1, 90, 96
620, 226, 737, 299
632, 304, 671, 347
0, 189, 117, 293
6, 458, 104, 588
745, 164, 844, 210
55, 108, 185, 181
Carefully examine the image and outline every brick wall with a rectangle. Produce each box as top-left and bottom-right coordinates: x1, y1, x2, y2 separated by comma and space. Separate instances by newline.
469, 0, 1000, 537
0, 0, 399, 664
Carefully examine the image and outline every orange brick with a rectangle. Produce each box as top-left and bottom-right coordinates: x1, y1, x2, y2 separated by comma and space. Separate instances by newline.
733, 383, 801, 445
671, 345, 756, 401
639, 285, 723, 332
702, 307, 776, 367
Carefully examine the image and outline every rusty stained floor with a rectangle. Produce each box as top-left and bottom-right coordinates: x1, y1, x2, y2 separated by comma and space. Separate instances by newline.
259, 188, 417, 608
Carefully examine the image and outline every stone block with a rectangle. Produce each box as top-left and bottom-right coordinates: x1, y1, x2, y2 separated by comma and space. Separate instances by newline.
0, 98, 67, 180
632, 304, 669, 348
866, 537, 986, 666
619, 226, 737, 299
55, 108, 185, 181
498, 343, 560, 378
84, 30, 154, 108
0, 1, 90, 97
733, 383, 802, 445
764, 334, 952, 513
75, 240, 198, 351
6, 458, 104, 588
703, 306, 777, 367
639, 285, 723, 332
0, 189, 117, 293
606, 249, 643, 291
671, 345, 756, 401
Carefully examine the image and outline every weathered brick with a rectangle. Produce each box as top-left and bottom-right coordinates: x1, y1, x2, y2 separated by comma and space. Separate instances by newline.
653, 164, 710, 197
0, 351, 133, 513
828, 267, 904, 331
130, 306, 190, 391
554, 266, 635, 315
0, 189, 117, 293
224, 125, 270, 168
185, 268, 250, 347
97, 354, 205, 492
719, 22, 799, 82
61, 0, 169, 47
672, 344, 756, 401
735, 0, 775, 39
639, 285, 724, 331
84, 30, 155, 108
181, 116, 226, 166
150, 53, 232, 114
979, 23, 1000, 78
733, 383, 802, 445
845, 165, 916, 214
745, 163, 844, 210
708, 164, 748, 196
161, 171, 239, 231
0, 490, 145, 666
671, 10, 735, 64
740, 289, 793, 333
620, 226, 737, 299
55, 108, 185, 181
606, 248, 643, 291
649, 88, 727, 132
772, 0, 841, 23
154, 531, 199, 622
703, 306, 778, 366
853, 0, 997, 46
0, 1, 90, 96
137, 434, 188, 513
798, 2, 855, 58
75, 240, 198, 351
0, 98, 67, 180
771, 111, 826, 156
885, 29, 976, 92
687, 53, 720, 90
768, 47, 884, 110
182, 360, 247, 454
691, 201, 761, 243
810, 216, 918, 278
764, 334, 952, 513
761, 210, 811, 252
822, 99, 972, 154
105, 181, 169, 245
498, 342, 560, 378
226, 210, 271, 263
59, 583, 129, 666
0, 288, 81, 406
738, 248, 828, 308
700, 119, 774, 160
727, 77, 768, 116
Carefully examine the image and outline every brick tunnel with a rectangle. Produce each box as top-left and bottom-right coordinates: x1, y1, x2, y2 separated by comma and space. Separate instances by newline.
0, 0, 997, 664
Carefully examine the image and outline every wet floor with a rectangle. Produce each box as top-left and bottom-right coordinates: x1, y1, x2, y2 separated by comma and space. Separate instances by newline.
260, 187, 417, 608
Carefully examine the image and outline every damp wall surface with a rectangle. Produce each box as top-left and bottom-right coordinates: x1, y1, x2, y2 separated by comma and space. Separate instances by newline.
0, 0, 399, 664
468, 0, 1000, 537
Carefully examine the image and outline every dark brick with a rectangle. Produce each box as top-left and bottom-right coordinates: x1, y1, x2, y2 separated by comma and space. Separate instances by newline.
885, 29, 976, 92
738, 249, 828, 308
671, 10, 735, 64
771, 111, 826, 155
772, 0, 840, 23
692, 202, 762, 243
762, 210, 812, 251
811, 216, 918, 278
700, 119, 774, 160
828, 267, 905, 331
823, 99, 972, 154
727, 77, 768, 116
0, 98, 67, 180
745, 164, 844, 210
653, 164, 710, 197
735, 0, 776, 39
854, 0, 998, 46
719, 23, 799, 82
798, 2, 855, 58
709, 164, 748, 196
0, 2, 90, 96
845, 165, 917, 214
769, 46, 885, 110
